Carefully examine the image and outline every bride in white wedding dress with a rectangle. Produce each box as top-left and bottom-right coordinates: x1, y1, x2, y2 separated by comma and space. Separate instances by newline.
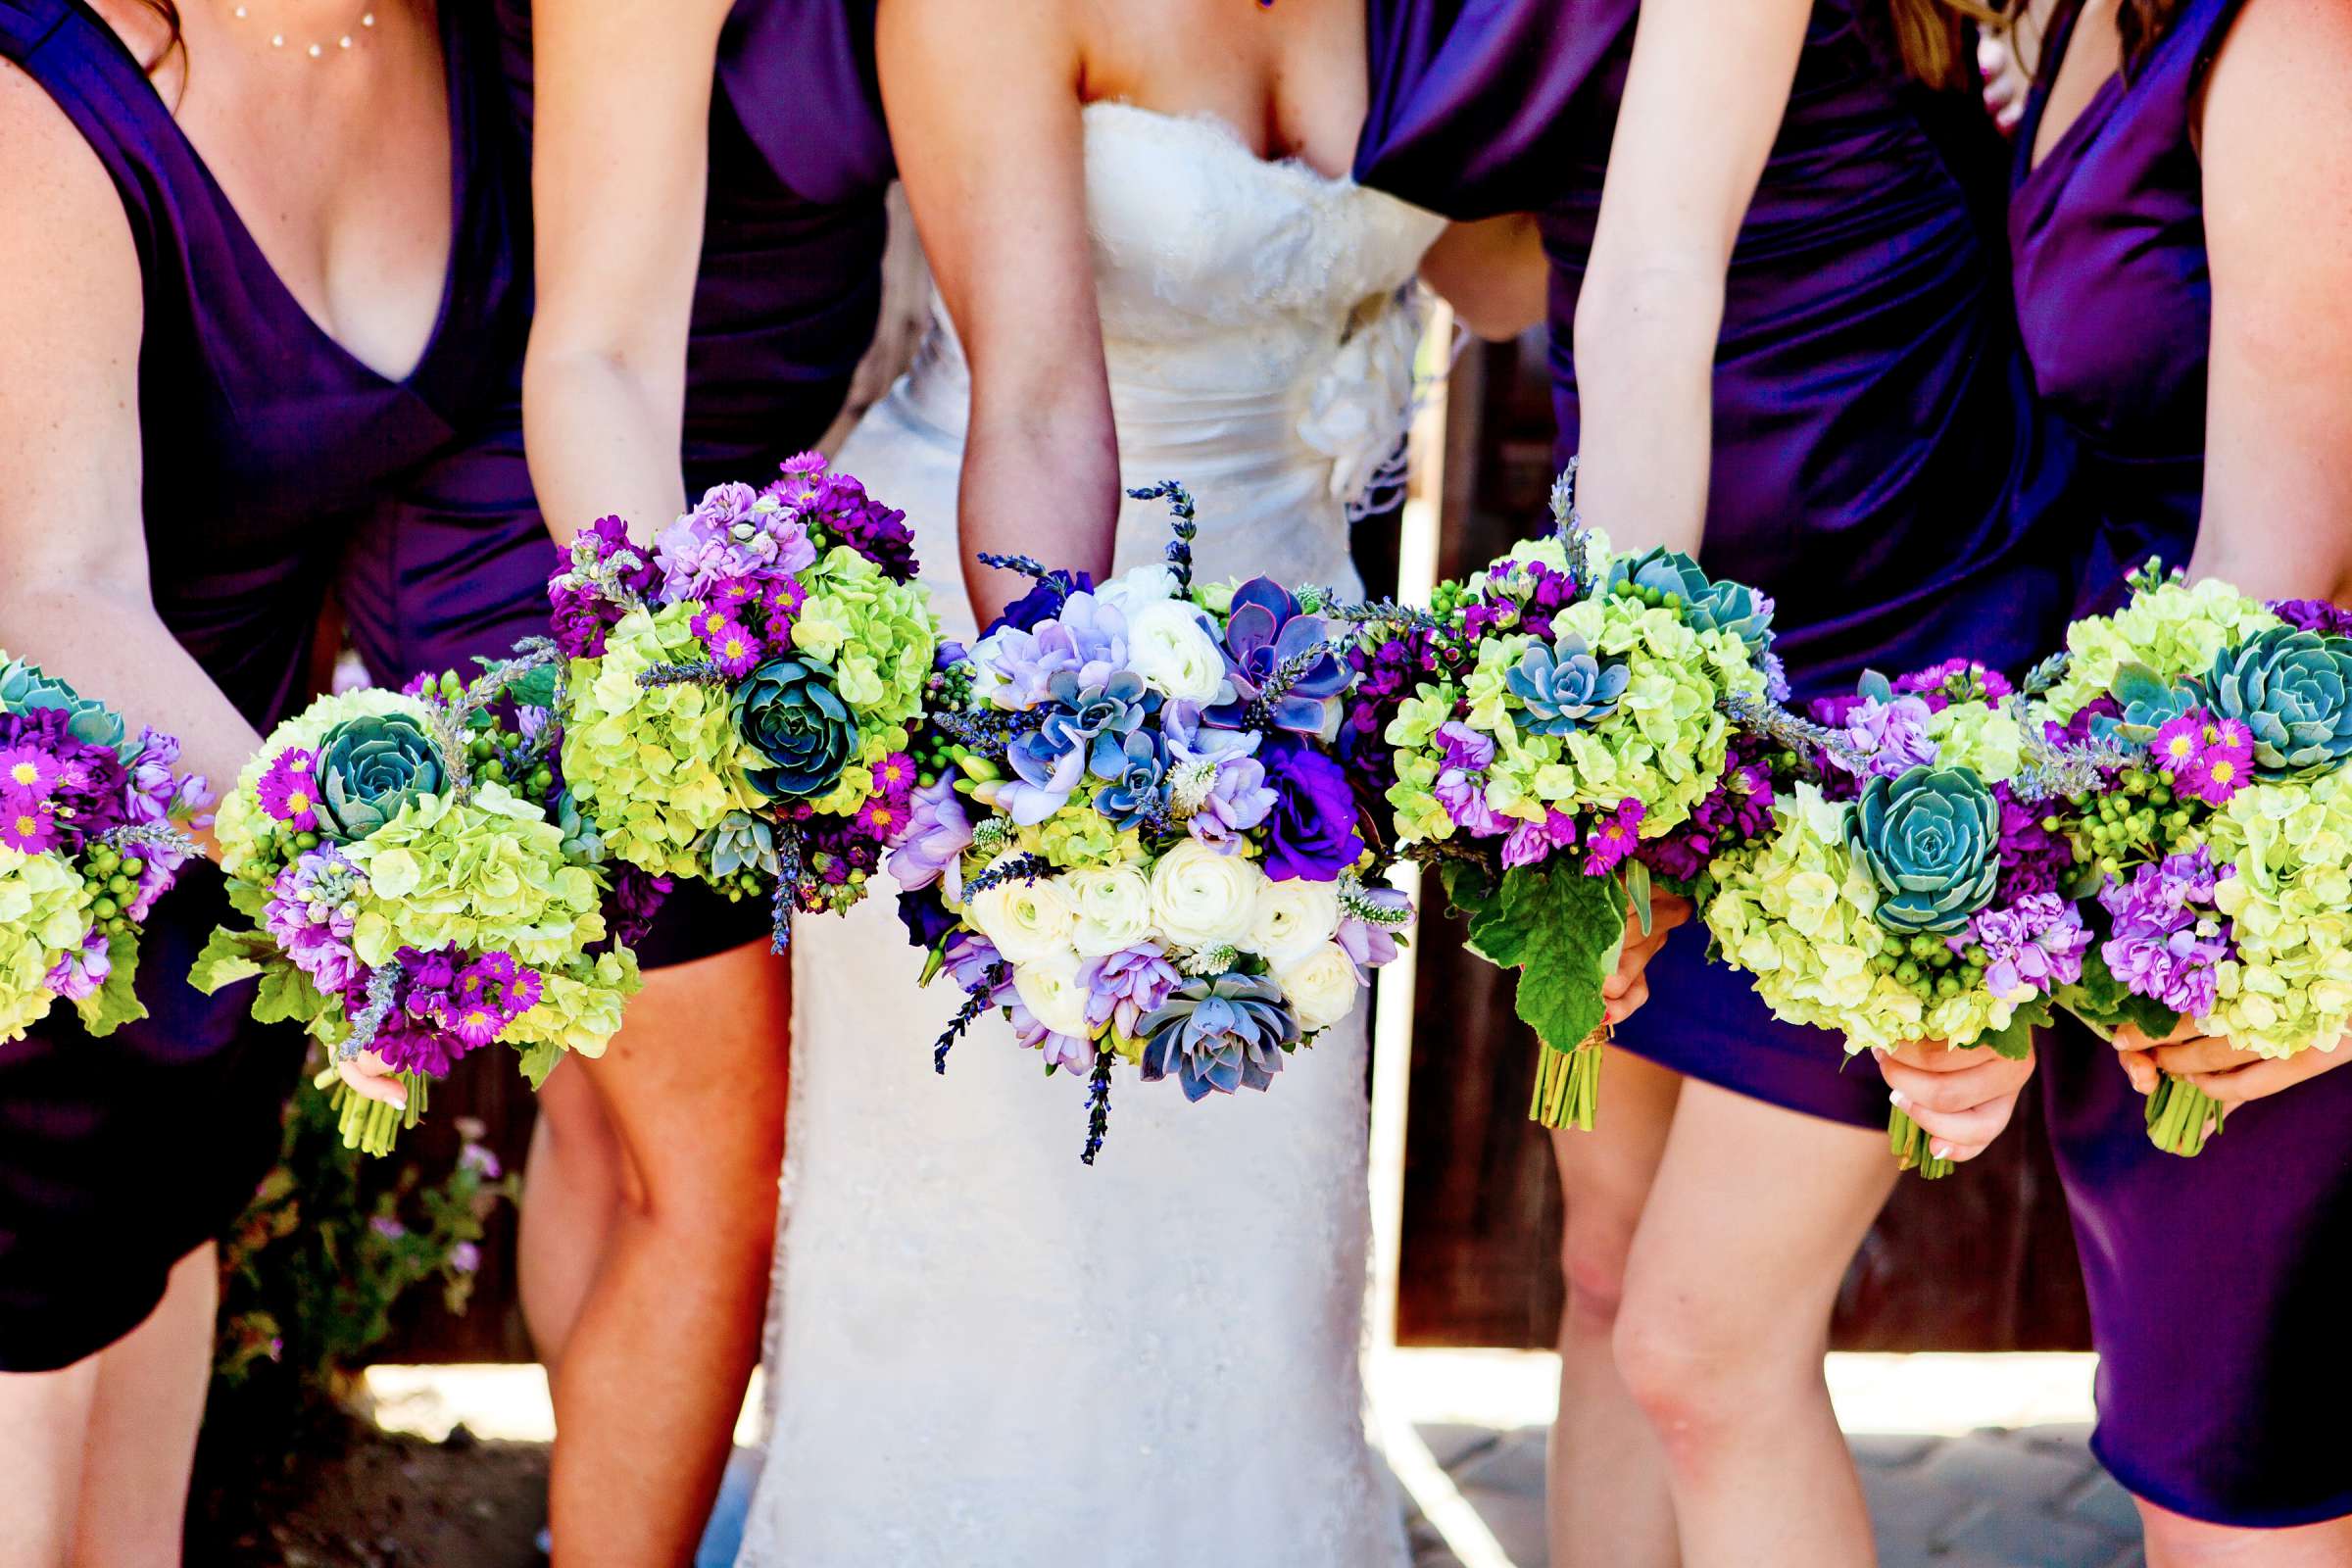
739, 3, 1445, 1562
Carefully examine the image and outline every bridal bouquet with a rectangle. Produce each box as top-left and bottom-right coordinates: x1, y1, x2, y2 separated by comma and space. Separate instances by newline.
1705, 662, 2100, 1176
194, 662, 642, 1154
0, 654, 207, 1042
2028, 564, 2352, 1154
548, 456, 940, 948
1341, 476, 1782, 1132
895, 484, 1411, 1162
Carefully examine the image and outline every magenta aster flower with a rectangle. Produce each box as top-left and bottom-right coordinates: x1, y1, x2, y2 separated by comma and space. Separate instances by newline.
1582, 798, 1646, 877
2152, 711, 2255, 806
854, 792, 905, 841
257, 748, 322, 831
871, 751, 918, 805
1, 793, 60, 854
695, 611, 764, 679
0, 744, 62, 799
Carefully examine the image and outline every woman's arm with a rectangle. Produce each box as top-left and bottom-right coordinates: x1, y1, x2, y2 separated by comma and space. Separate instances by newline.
0, 67, 258, 848
521, 0, 738, 546
875, 0, 1115, 621
2183, 0, 2352, 601
1569, 0, 1811, 553
1420, 215, 1548, 343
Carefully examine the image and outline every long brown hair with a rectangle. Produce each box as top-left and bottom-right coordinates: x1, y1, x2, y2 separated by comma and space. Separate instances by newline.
1886, 0, 1985, 87
2117, 0, 2186, 73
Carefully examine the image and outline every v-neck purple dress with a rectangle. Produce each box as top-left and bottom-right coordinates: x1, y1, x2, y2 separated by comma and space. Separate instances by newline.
0, 0, 531, 1370
2015, 0, 2352, 1528
1357, 0, 2076, 1129
334, 0, 895, 968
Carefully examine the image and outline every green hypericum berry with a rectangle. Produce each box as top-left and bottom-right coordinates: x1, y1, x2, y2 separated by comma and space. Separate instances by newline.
92, 897, 118, 919
120, 857, 142, 877
1936, 975, 1960, 998
1895, 959, 1921, 986
294, 832, 319, 851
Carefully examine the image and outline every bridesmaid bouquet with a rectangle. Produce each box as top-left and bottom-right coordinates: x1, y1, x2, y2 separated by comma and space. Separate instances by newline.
193, 662, 642, 1154
1705, 662, 2098, 1177
895, 484, 1411, 1162
2030, 564, 2352, 1154
0, 654, 207, 1042
547, 456, 940, 949
1340, 475, 1782, 1132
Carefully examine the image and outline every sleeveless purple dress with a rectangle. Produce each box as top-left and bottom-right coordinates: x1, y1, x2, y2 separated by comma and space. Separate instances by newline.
334, 0, 894, 968
0, 0, 531, 1370
1358, 0, 2076, 1128
2015, 0, 2352, 1527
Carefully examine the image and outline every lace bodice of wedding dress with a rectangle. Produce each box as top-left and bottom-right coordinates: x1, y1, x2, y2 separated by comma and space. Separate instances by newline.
736, 103, 1442, 1568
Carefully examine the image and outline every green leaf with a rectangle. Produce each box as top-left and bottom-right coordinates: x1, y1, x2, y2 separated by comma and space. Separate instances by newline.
74, 931, 149, 1037
2054, 949, 2181, 1041
516, 1040, 564, 1090
253, 961, 330, 1027
1466, 863, 1630, 1054
496, 661, 561, 714
1977, 999, 2050, 1062
189, 925, 274, 995
224, 874, 272, 921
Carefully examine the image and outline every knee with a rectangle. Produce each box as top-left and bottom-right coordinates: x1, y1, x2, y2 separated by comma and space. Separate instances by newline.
1558, 1216, 1635, 1335
1610, 1283, 1807, 1457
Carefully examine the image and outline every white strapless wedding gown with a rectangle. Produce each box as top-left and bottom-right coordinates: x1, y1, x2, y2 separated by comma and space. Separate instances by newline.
737, 103, 1444, 1568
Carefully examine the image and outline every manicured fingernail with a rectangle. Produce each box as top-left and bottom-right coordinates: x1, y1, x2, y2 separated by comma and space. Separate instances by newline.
1930, 1142, 1952, 1159
1871, 1047, 1889, 1060
1888, 1090, 1907, 1108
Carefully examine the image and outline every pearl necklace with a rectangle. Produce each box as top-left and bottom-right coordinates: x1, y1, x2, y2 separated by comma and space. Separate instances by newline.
228, 3, 376, 60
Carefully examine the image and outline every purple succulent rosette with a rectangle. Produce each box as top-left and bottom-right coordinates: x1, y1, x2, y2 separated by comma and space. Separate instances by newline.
0, 655, 209, 1042
892, 483, 1411, 1164
545, 455, 939, 955
193, 658, 643, 1157
1337, 466, 1784, 1133
2021, 564, 2352, 1156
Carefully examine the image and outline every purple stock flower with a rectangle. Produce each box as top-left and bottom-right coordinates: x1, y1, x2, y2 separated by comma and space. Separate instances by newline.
1435, 721, 1494, 773
1258, 736, 1365, 882
1081, 945, 1183, 1040
1960, 893, 2089, 1001
2097, 848, 2233, 1017
43, 928, 112, 1002
1501, 809, 1579, 869
2267, 598, 2352, 638
1582, 799, 1646, 877
264, 849, 367, 996
1892, 660, 2014, 709
548, 515, 657, 659
1831, 694, 1939, 779
606, 865, 674, 952
1992, 787, 2075, 903
766, 453, 920, 582
654, 483, 819, 607
1433, 766, 1507, 837
1639, 737, 1775, 885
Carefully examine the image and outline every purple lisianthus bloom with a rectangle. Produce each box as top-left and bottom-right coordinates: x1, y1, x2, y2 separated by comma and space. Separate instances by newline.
1582, 798, 1646, 876
888, 778, 974, 898
257, 748, 322, 831
897, 886, 962, 952
1336, 915, 1398, 980
1960, 893, 2089, 1001
1204, 577, 1349, 735
1081, 944, 1183, 1040
1501, 808, 1579, 869
1258, 736, 1365, 882
1830, 694, 1939, 779
1436, 721, 1495, 773
985, 568, 1097, 638
43, 927, 112, 1002
1433, 766, 1507, 837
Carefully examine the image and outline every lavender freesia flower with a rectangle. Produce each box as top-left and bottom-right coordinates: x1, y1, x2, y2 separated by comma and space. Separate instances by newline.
978, 594, 1132, 710
887, 778, 974, 899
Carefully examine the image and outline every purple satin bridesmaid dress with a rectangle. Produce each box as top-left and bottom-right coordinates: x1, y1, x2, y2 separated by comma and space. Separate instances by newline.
2015, 0, 2352, 1528
1357, 0, 2076, 1129
334, 0, 895, 967
0, 0, 532, 1370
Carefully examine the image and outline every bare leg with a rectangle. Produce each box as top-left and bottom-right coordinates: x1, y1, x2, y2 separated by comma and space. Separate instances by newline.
1614, 1080, 1897, 1568
0, 1352, 96, 1568
1547, 1046, 1685, 1568
546, 940, 789, 1568
71, 1246, 215, 1567
519, 1057, 627, 1385
2142, 1499, 2352, 1568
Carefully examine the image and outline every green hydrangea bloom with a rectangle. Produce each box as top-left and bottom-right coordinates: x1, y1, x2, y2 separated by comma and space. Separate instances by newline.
1384, 682, 1458, 754
0, 847, 94, 1041
1705, 784, 2024, 1054
1035, 800, 1126, 868
562, 603, 757, 877
788, 546, 936, 745
504, 947, 644, 1062
2041, 575, 2281, 722
1925, 700, 2024, 784
1386, 752, 1455, 844
220, 688, 432, 881
2203, 771, 2352, 1057
344, 781, 610, 970
1463, 535, 1578, 604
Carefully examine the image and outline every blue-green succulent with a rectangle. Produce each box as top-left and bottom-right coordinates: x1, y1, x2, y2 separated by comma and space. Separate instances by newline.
1605, 547, 1775, 657
2205, 626, 2352, 778
1137, 972, 1299, 1101
1504, 634, 1630, 735
0, 655, 135, 761
315, 712, 447, 840
2093, 662, 2201, 746
733, 658, 856, 802
1845, 765, 2000, 936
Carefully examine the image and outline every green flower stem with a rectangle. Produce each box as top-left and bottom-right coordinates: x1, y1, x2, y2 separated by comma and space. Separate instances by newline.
1531, 1028, 1606, 1132
325, 1070, 427, 1157
2145, 1072, 2225, 1157
1888, 1106, 1953, 1180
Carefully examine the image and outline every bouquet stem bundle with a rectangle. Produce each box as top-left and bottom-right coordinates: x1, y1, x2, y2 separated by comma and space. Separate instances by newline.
319, 1065, 427, 1158
1532, 1024, 1609, 1132
2144, 1072, 2225, 1156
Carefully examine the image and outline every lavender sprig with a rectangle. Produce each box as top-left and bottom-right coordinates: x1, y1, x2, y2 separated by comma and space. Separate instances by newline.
1241, 632, 1355, 731
98, 819, 199, 861
935, 964, 1008, 1073
961, 853, 1052, 899
1128, 481, 1199, 592
769, 827, 804, 955
931, 704, 1047, 760
638, 660, 731, 691
341, 957, 407, 1063
1720, 688, 1872, 776
2020, 650, 2073, 699
1080, 1043, 1115, 1165
2010, 712, 2139, 805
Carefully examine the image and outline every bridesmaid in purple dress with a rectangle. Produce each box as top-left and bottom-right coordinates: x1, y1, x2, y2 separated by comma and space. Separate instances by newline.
0, 0, 526, 1555
2009, 0, 2352, 1553
1360, 4, 2070, 1564
328, 3, 894, 1561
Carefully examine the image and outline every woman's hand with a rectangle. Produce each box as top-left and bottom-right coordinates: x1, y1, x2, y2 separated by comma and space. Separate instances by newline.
1871, 1038, 2037, 1165
2114, 1019, 2351, 1107
335, 1050, 410, 1110
1601, 891, 1690, 1027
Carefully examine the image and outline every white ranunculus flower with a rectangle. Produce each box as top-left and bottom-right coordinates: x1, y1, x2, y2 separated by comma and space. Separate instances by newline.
1125, 599, 1229, 704
1064, 863, 1156, 957
1013, 955, 1095, 1040
1149, 839, 1265, 950
1277, 942, 1363, 1032
1096, 564, 1179, 619
966, 864, 1079, 964
1250, 877, 1344, 965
